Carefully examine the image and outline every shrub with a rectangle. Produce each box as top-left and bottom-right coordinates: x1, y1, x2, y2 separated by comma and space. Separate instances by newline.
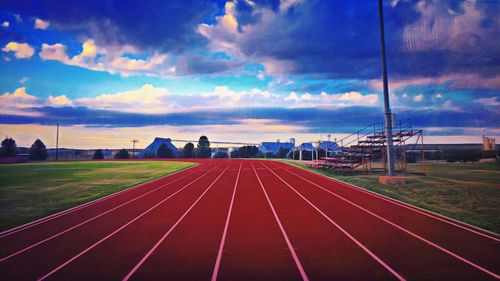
157, 144, 174, 158
115, 149, 130, 159
29, 139, 48, 160
445, 149, 481, 163
214, 151, 229, 158
92, 149, 105, 159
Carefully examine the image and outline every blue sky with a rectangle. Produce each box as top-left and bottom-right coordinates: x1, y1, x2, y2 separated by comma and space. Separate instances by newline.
0, 0, 499, 148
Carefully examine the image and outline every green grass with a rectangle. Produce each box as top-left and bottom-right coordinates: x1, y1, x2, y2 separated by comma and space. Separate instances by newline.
284, 160, 500, 234
0, 161, 195, 231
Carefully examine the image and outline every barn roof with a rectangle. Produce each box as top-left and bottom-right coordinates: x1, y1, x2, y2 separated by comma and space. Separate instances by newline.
137, 137, 177, 157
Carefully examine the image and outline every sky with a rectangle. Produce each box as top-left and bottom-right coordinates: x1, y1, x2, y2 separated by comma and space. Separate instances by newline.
0, 0, 499, 149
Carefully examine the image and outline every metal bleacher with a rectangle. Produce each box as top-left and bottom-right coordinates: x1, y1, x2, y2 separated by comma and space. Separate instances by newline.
308, 119, 424, 173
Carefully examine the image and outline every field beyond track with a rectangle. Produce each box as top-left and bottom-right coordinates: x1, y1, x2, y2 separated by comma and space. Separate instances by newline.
0, 159, 498, 280
0, 161, 195, 231
286, 161, 500, 233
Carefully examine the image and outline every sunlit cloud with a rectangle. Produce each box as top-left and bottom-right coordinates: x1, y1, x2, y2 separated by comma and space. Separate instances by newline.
2, 42, 35, 59
0, 87, 44, 116
34, 18, 50, 29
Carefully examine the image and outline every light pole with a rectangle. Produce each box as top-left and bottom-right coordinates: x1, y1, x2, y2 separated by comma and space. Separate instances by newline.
55, 122, 59, 161
132, 139, 138, 159
378, 0, 395, 176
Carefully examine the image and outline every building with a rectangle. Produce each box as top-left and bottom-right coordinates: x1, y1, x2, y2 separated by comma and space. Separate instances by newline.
138, 137, 178, 158
318, 141, 341, 154
259, 141, 295, 155
483, 135, 496, 151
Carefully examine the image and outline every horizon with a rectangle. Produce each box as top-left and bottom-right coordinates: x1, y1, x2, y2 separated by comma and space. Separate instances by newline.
1, 0, 499, 147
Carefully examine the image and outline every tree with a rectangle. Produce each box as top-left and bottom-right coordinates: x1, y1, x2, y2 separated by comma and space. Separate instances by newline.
29, 139, 48, 160
157, 143, 174, 158
115, 149, 130, 159
92, 149, 104, 159
214, 151, 229, 158
0, 137, 17, 157
197, 136, 211, 158
183, 142, 194, 158
230, 145, 260, 158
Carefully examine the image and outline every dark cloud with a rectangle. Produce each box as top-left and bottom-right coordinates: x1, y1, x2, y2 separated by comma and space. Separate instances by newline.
175, 53, 243, 75
229, 0, 499, 79
0, 0, 220, 53
1, 104, 498, 134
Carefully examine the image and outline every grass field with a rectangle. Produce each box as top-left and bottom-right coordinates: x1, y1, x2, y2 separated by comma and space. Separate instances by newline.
286, 160, 500, 233
0, 161, 195, 231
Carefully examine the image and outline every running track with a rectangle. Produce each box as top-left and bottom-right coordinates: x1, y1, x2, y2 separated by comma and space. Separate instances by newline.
0, 159, 498, 280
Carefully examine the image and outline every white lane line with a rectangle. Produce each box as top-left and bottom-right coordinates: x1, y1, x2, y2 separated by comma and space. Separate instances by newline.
251, 162, 310, 281
278, 161, 500, 241
261, 162, 405, 281
269, 162, 499, 279
122, 163, 233, 281
36, 164, 223, 281
211, 162, 243, 281
1, 165, 209, 261
0, 164, 199, 239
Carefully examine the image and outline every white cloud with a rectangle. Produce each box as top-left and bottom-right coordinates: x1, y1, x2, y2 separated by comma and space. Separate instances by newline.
474, 97, 500, 107
2, 42, 35, 59
256, 71, 265, 80
442, 100, 461, 111
1, 21, 9, 28
0, 87, 39, 108
72, 85, 380, 113
40, 43, 69, 61
48, 95, 72, 106
0, 87, 43, 116
76, 84, 170, 113
2, 84, 379, 116
39, 40, 171, 77
285, 91, 379, 107
19, 77, 28, 84
198, 2, 239, 52
34, 18, 50, 30
413, 94, 424, 102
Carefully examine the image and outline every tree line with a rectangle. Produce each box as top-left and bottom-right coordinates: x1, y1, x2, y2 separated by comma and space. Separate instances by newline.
1, 137, 48, 160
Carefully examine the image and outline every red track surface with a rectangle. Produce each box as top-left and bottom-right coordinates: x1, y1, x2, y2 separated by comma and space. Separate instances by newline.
0, 159, 498, 280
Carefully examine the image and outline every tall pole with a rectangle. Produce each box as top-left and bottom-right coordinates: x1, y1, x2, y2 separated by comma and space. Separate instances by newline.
55, 122, 59, 161
132, 139, 138, 159
378, 0, 395, 176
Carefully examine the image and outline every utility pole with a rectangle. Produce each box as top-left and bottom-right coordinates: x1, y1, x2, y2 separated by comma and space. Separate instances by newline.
55, 122, 59, 161
132, 139, 139, 159
326, 134, 331, 158
378, 0, 395, 176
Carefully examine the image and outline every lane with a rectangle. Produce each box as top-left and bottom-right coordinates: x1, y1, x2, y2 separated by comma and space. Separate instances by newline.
125, 161, 242, 281
215, 161, 304, 281
0, 161, 222, 280
252, 161, 401, 281
0, 160, 205, 254
37, 162, 233, 280
272, 161, 500, 270
264, 161, 499, 280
